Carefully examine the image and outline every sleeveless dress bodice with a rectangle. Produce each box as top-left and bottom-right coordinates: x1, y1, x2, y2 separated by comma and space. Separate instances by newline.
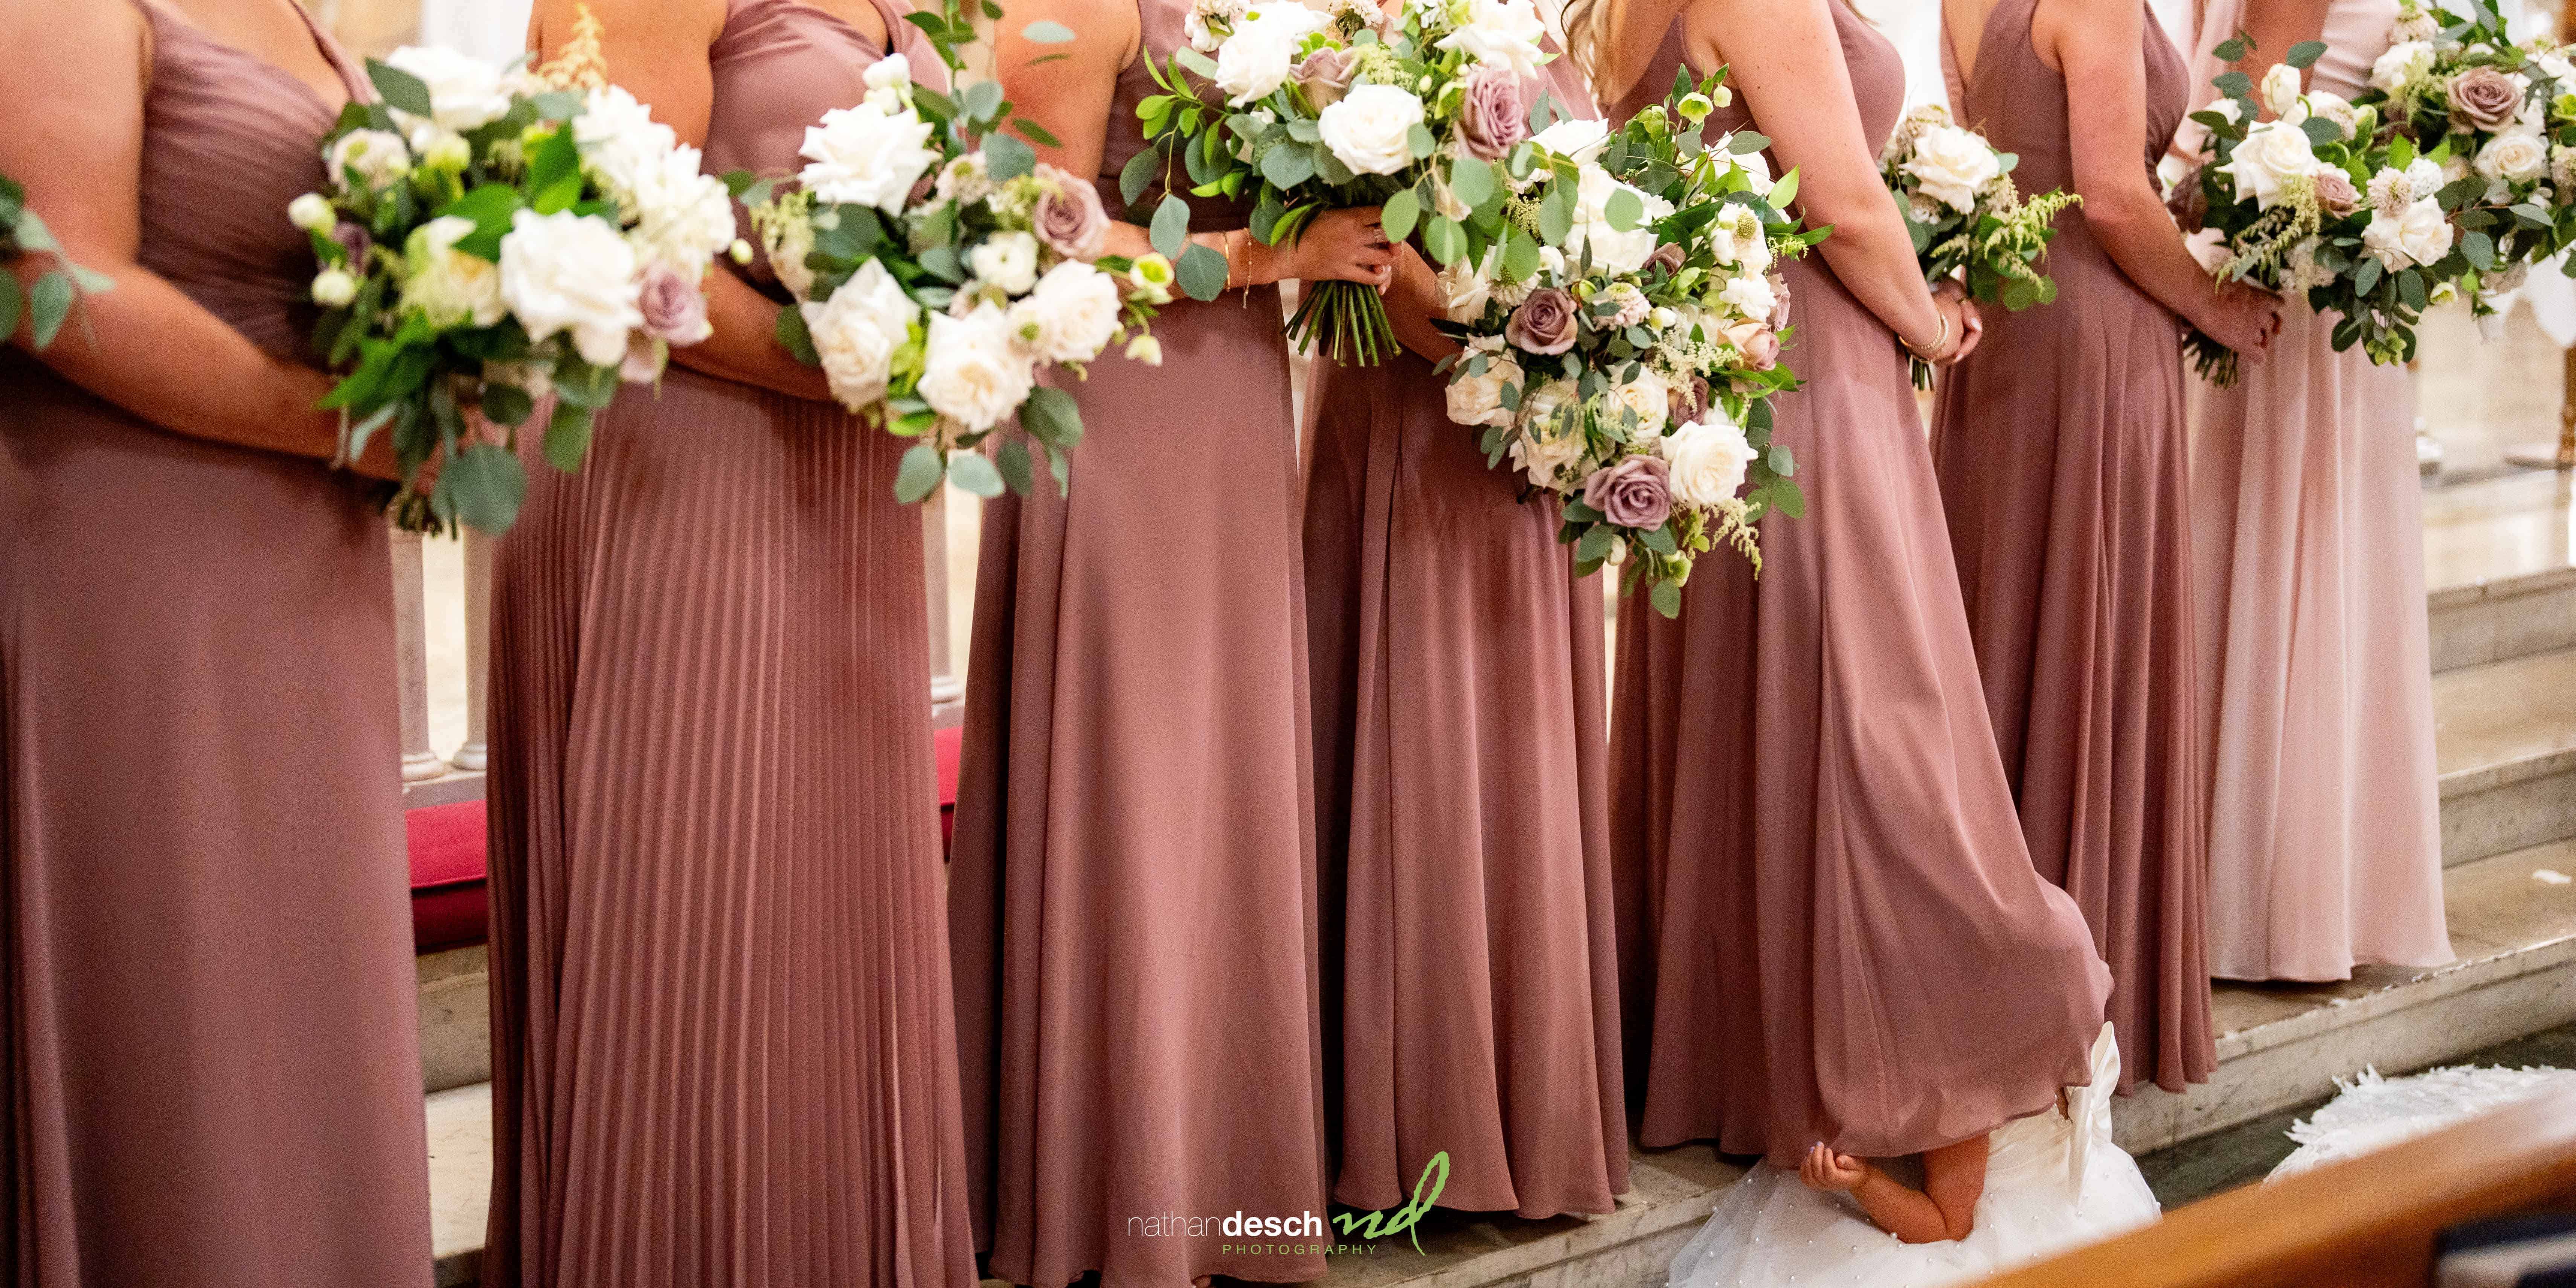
1099, 0, 1257, 229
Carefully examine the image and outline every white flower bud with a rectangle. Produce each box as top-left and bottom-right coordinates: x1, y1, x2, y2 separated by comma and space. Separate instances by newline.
1125, 334, 1164, 365
288, 193, 336, 233
311, 268, 360, 308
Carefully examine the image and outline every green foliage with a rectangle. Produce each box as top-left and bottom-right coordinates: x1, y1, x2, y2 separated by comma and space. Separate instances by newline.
0, 172, 112, 352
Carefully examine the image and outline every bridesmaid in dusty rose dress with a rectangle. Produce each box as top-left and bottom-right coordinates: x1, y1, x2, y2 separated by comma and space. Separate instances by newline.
482, 1, 976, 1285
1929, 0, 2278, 1094
2181, 0, 2454, 983
0, 1, 432, 1283
950, 3, 1393, 1283
1303, 41, 1628, 1221
1575, 0, 2114, 1178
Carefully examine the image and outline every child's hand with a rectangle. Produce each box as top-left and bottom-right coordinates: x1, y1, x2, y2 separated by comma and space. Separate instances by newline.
1798, 1143, 1869, 1193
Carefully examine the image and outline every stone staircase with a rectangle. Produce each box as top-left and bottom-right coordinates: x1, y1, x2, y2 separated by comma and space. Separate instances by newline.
408, 469, 2576, 1288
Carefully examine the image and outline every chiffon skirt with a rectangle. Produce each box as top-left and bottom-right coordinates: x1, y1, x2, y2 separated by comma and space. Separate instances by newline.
482, 364, 975, 1288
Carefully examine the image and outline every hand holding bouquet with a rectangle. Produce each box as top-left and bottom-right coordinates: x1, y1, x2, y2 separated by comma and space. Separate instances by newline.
298, 17, 737, 533
737, 3, 1165, 502
1134, 0, 1559, 362
1437, 69, 1816, 615
1879, 103, 2078, 387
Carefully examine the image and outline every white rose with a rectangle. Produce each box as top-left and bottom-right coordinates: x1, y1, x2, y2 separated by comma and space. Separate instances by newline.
2260, 62, 2305, 119
802, 258, 920, 412
2216, 119, 2321, 210
2207, 98, 2245, 125
1530, 117, 1611, 164
403, 215, 509, 329
1318, 83, 1425, 176
799, 101, 941, 214
1902, 124, 2003, 213
920, 304, 1038, 431
1660, 412, 1758, 508
2183, 226, 2232, 276
1444, 348, 1522, 427
415, 128, 473, 172
1508, 388, 1586, 489
1436, 248, 1496, 321
762, 212, 817, 297
2305, 89, 2358, 139
385, 45, 512, 133
326, 129, 412, 192
969, 230, 1043, 296
289, 193, 335, 233
624, 143, 737, 275
1568, 164, 1671, 275
1608, 368, 1670, 433
2364, 196, 2456, 269
1432, 0, 1548, 76
2371, 40, 2435, 92
1213, 5, 1325, 104
1008, 260, 1124, 362
498, 208, 644, 369
1708, 203, 1771, 271
1716, 272, 1776, 322
1185, 0, 1248, 52
2477, 131, 2549, 186
2536, 50, 2576, 85
865, 52, 913, 92
575, 86, 683, 216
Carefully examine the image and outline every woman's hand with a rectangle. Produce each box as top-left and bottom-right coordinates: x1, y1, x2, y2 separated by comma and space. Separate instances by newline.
1799, 1143, 1870, 1193
2199, 281, 2282, 361
1276, 207, 1397, 286
1933, 282, 1985, 365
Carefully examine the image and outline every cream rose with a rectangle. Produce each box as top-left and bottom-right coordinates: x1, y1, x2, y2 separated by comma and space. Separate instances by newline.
2259, 63, 2305, 119
385, 45, 512, 133
920, 305, 1038, 432
1432, 0, 1549, 76
500, 209, 644, 369
799, 101, 941, 215
1568, 165, 1671, 276
1318, 83, 1426, 177
404, 215, 508, 329
1508, 387, 1586, 489
1716, 273, 1777, 322
1608, 368, 1672, 434
1436, 248, 1497, 322
2477, 131, 2549, 186
2363, 197, 2456, 269
1902, 124, 2003, 214
2217, 119, 2322, 210
969, 230, 1043, 296
2370, 40, 2435, 92
326, 129, 412, 192
803, 259, 920, 412
1660, 412, 1758, 508
1009, 261, 1124, 363
1444, 346, 1523, 428
1213, 5, 1324, 104
1529, 117, 1611, 164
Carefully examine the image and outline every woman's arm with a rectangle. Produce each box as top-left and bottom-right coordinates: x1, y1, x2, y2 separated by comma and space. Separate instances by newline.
531, 0, 836, 400
0, 0, 395, 477
1384, 245, 1457, 360
990, 0, 1396, 288
2042, 0, 2278, 355
1693, 0, 1968, 361
1801, 1136, 1990, 1244
2234, 0, 2335, 91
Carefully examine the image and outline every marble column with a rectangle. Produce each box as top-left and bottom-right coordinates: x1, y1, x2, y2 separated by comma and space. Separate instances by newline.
393, 530, 450, 782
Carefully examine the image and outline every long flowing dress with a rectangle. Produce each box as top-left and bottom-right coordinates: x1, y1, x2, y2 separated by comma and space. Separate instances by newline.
481, 3, 978, 1285
2181, 0, 2454, 982
0, 5, 434, 1285
945, 0, 1330, 1279
1302, 49, 1627, 1222
1607, 2, 2114, 1167
1929, 0, 2213, 1095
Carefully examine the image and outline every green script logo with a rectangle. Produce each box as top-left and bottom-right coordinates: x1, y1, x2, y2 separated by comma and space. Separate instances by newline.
1331, 1152, 1449, 1253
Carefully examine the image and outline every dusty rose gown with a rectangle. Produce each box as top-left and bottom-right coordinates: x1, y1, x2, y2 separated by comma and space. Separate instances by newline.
0, 5, 433, 1285
1303, 50, 1627, 1221
946, 0, 1328, 1281
1929, 0, 2213, 1095
2181, 0, 2452, 982
1607, 4, 2114, 1166
482, 3, 977, 1286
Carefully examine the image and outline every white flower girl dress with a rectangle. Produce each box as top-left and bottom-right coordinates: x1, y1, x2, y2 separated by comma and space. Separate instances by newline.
1665, 1024, 2160, 1288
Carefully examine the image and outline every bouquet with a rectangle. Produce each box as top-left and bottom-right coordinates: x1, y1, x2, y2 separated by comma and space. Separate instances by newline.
1437, 69, 1815, 616
2, 172, 111, 351
1878, 103, 2079, 387
2347, 0, 2576, 321
736, 2, 1166, 502
2171, 35, 2416, 384
1132, 0, 1559, 362
297, 16, 737, 533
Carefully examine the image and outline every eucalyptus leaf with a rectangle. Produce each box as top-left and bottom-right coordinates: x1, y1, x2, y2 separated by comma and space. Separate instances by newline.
2286, 39, 2326, 69
1261, 142, 1316, 189
481, 381, 535, 429
439, 442, 528, 534
542, 401, 594, 472
1449, 158, 1495, 210
1021, 18, 1077, 41
985, 131, 1038, 181
1605, 187, 1644, 232
1539, 183, 1574, 244
1406, 123, 1437, 159
1649, 579, 1682, 618
27, 270, 72, 350
776, 304, 820, 365
948, 450, 1006, 498
894, 442, 947, 504
1728, 132, 1770, 155
1501, 228, 1541, 283
1422, 215, 1466, 265
0, 275, 20, 346
1177, 242, 1229, 300
996, 436, 1036, 494
366, 59, 435, 120
1120, 148, 1161, 207
1020, 386, 1084, 447
1151, 193, 1193, 258
1381, 187, 1421, 243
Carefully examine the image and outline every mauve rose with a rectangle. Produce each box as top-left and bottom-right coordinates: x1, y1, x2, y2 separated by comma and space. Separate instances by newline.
1724, 320, 1779, 370
1667, 373, 1711, 426
638, 262, 713, 345
1506, 288, 1579, 354
1583, 455, 1674, 529
1645, 242, 1686, 276
332, 220, 374, 268
1766, 278, 1793, 331
1295, 47, 1357, 109
1457, 66, 1527, 161
2450, 66, 2526, 132
2314, 167, 2362, 218
1033, 163, 1109, 259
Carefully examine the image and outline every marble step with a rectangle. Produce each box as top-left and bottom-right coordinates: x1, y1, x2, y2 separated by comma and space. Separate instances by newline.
2425, 470, 2576, 674
2435, 647, 2576, 866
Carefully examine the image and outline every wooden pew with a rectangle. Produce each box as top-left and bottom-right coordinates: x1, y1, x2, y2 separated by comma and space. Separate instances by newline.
1976, 1088, 2576, 1288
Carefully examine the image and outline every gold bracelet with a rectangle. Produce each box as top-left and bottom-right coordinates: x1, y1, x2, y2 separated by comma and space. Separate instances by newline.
1224, 229, 1250, 288
1899, 308, 1950, 360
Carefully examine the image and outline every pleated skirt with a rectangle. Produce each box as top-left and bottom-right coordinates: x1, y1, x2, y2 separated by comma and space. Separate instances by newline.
1930, 245, 2215, 1095
0, 356, 432, 1288
1302, 350, 1627, 1219
1609, 256, 2113, 1166
482, 364, 975, 1288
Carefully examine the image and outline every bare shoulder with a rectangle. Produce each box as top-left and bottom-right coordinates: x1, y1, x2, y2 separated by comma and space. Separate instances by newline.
1693, 0, 1838, 67
2033, 0, 2141, 60
994, 0, 1139, 72
0, 0, 145, 136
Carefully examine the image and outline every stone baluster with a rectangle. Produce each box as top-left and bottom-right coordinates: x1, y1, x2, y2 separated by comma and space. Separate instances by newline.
450, 528, 493, 771
926, 488, 966, 727
392, 529, 449, 782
